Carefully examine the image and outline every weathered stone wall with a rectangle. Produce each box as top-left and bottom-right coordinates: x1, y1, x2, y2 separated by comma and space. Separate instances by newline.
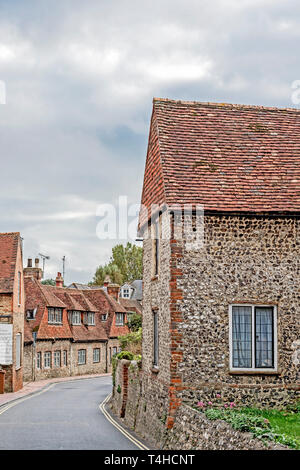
70, 341, 107, 376
163, 403, 287, 450
139, 212, 172, 439
174, 214, 300, 408
24, 340, 107, 382
111, 359, 288, 450
23, 340, 71, 381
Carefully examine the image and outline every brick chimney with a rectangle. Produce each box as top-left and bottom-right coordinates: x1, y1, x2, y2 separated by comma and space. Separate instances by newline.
23, 257, 43, 281
56, 272, 63, 288
103, 275, 112, 288
107, 283, 120, 301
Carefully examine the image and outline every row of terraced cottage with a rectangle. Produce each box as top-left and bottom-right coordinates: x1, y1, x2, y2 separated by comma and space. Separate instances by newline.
0, 235, 141, 393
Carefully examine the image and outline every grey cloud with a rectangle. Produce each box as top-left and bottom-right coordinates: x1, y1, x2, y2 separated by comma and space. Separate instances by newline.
0, 0, 299, 282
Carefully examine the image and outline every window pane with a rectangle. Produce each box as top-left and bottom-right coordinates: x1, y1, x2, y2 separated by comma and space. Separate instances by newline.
232, 306, 252, 368
255, 307, 274, 368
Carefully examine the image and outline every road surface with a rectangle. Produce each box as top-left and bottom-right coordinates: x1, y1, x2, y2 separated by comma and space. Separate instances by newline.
0, 376, 140, 450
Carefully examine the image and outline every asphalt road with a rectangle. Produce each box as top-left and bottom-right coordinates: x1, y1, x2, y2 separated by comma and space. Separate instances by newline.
0, 376, 139, 450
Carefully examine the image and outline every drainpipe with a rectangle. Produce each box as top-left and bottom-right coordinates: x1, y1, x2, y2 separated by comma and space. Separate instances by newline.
105, 341, 108, 373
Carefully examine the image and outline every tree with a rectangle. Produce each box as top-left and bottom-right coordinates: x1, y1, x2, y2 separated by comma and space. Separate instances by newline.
110, 242, 143, 283
126, 313, 142, 332
91, 242, 143, 286
41, 279, 56, 286
91, 263, 123, 286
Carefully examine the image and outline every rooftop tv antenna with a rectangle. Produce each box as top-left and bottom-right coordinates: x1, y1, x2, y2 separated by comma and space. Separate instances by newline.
38, 253, 50, 279
62, 256, 66, 280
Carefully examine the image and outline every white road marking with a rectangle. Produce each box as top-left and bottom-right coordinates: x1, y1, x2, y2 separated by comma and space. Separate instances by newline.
99, 393, 149, 450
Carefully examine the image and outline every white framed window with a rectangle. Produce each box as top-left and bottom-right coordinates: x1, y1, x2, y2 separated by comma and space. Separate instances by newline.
93, 348, 100, 363
78, 349, 86, 365
54, 350, 61, 367
112, 346, 118, 357
36, 352, 41, 369
63, 350, 67, 366
87, 312, 95, 325
122, 288, 130, 298
44, 351, 51, 369
101, 313, 108, 321
115, 313, 125, 326
16, 333, 22, 370
72, 311, 81, 325
48, 308, 63, 324
229, 304, 277, 372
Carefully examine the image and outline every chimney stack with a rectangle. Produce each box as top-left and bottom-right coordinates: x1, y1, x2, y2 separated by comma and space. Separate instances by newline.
56, 272, 64, 288
103, 275, 112, 289
107, 283, 120, 301
24, 257, 42, 281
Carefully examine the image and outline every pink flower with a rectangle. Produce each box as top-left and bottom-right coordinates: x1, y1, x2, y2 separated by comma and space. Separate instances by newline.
229, 402, 236, 408
197, 401, 205, 408
224, 404, 228, 408
208, 401, 213, 406
216, 394, 221, 399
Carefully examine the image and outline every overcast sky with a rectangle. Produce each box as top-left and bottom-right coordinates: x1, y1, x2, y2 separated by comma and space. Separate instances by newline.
0, 0, 299, 284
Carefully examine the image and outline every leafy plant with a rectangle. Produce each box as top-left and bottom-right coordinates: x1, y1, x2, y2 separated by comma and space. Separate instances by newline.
126, 313, 142, 332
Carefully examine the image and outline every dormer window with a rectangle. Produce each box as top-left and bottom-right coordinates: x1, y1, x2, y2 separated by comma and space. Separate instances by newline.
71, 311, 81, 325
86, 312, 95, 326
48, 308, 63, 324
122, 288, 130, 298
27, 308, 36, 320
101, 314, 108, 321
116, 313, 125, 326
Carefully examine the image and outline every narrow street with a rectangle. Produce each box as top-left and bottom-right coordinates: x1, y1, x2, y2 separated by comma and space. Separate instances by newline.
0, 376, 140, 450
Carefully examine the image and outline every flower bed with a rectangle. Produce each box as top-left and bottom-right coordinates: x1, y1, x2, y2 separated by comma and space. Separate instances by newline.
193, 397, 299, 449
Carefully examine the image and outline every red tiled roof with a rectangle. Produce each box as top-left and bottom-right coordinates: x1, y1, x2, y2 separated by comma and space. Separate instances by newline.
140, 99, 300, 226
24, 279, 129, 343
0, 232, 20, 293
119, 298, 142, 315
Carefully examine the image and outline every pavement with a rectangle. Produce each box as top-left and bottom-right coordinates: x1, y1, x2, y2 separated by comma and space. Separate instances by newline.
0, 375, 145, 450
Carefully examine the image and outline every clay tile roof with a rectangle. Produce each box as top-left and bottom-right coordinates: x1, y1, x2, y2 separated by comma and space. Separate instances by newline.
140, 98, 300, 226
39, 285, 66, 308
119, 298, 142, 315
0, 232, 20, 293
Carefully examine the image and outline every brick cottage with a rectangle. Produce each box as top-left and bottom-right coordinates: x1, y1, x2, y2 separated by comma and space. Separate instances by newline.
0, 232, 24, 392
23, 261, 131, 381
137, 98, 300, 433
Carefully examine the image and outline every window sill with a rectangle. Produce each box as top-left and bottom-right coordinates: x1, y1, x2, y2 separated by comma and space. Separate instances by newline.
151, 367, 159, 374
229, 369, 280, 376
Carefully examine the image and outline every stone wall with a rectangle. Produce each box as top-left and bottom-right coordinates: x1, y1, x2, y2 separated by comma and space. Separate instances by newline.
110, 358, 288, 450
139, 211, 172, 438
163, 403, 287, 450
174, 214, 300, 409
24, 340, 107, 382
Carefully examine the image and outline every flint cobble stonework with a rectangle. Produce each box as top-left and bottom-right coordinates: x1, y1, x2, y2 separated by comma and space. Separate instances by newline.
175, 214, 300, 409
110, 359, 288, 450
134, 212, 299, 443
162, 403, 287, 450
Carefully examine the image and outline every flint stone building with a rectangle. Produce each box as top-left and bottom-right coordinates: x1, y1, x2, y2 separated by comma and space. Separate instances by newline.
138, 98, 300, 431
23, 263, 130, 382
